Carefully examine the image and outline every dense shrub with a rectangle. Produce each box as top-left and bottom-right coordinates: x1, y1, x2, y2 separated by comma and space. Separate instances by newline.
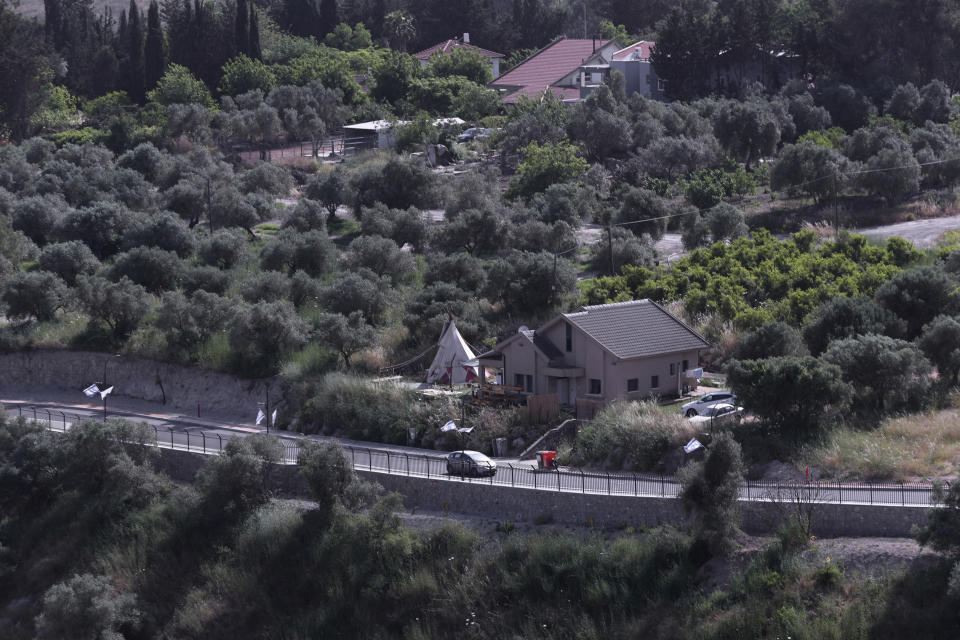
575, 400, 697, 471
299, 374, 453, 444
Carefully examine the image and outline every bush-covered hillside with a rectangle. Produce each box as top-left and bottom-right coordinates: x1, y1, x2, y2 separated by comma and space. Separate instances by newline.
3, 411, 960, 639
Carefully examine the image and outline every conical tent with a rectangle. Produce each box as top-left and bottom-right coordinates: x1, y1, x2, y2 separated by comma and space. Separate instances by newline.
425, 321, 478, 385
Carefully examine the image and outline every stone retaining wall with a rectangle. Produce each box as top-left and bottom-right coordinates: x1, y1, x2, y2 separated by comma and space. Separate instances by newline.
358, 471, 932, 538
151, 447, 932, 538
0, 350, 287, 417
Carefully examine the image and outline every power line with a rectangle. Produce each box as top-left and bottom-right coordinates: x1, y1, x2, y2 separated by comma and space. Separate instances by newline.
780, 153, 960, 190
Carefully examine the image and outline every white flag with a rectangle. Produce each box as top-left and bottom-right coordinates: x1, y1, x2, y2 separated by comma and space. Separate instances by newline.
271, 409, 277, 426
99, 386, 114, 399
83, 384, 100, 397
457, 426, 474, 434
683, 437, 703, 454
256, 409, 265, 425
440, 420, 457, 432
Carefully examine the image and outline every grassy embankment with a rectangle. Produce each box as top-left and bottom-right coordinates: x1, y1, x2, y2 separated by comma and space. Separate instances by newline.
2, 410, 959, 639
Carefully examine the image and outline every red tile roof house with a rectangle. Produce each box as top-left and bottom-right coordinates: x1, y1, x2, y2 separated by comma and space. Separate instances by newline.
488, 37, 622, 104
476, 300, 710, 414
414, 33, 506, 80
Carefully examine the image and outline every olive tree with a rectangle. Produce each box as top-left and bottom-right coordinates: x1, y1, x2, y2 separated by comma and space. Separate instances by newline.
823, 334, 932, 412
110, 247, 185, 293
616, 187, 671, 240
313, 311, 376, 369
342, 235, 415, 284
875, 266, 960, 338
918, 315, 960, 385
38, 241, 100, 285
725, 356, 853, 438
122, 211, 196, 258
802, 295, 906, 355
486, 250, 577, 314
199, 230, 249, 269
734, 322, 807, 360
77, 275, 152, 337
228, 300, 308, 375
1, 271, 70, 321
321, 270, 388, 322
35, 573, 139, 640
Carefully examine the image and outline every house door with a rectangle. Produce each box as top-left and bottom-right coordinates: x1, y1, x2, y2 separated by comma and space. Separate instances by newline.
557, 378, 569, 406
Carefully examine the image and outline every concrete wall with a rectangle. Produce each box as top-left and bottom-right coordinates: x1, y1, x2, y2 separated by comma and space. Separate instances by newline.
0, 350, 286, 418
148, 447, 932, 538
362, 471, 933, 538
151, 447, 310, 497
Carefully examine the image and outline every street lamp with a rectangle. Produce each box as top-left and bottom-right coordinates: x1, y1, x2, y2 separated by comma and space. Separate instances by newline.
257, 382, 271, 433
101, 354, 122, 421
102, 353, 122, 389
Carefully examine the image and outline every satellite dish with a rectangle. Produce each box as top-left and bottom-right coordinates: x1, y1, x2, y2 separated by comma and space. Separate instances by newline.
518, 325, 530, 334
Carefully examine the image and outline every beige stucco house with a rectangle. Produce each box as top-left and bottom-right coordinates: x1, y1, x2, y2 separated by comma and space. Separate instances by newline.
476, 300, 710, 408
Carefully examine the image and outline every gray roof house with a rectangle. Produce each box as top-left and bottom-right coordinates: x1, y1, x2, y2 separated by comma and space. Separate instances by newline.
476, 300, 710, 411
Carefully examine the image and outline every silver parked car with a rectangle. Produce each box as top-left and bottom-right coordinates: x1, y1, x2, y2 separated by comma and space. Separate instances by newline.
680, 390, 737, 417
446, 450, 497, 477
457, 127, 493, 142
686, 403, 744, 429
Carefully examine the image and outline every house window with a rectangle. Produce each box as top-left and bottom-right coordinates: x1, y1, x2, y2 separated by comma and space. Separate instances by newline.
627, 378, 639, 392
525, 375, 533, 393
589, 379, 601, 395
651, 375, 659, 388
514, 374, 524, 388
565, 323, 572, 352
657, 78, 666, 92
669, 363, 675, 376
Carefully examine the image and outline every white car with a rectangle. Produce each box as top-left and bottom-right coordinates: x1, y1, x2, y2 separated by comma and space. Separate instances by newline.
681, 390, 737, 417
686, 403, 744, 428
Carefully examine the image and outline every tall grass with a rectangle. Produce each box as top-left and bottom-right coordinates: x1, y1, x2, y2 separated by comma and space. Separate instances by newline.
300, 373, 455, 444
803, 408, 960, 481
280, 343, 338, 380
196, 332, 233, 372
576, 400, 698, 471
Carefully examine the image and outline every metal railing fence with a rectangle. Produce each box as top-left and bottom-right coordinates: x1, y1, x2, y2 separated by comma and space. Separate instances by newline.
3, 403, 937, 507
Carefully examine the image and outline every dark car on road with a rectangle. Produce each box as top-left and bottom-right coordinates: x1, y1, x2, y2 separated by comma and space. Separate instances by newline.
446, 450, 497, 477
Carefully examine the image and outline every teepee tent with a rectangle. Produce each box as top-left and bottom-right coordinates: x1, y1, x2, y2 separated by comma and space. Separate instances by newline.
425, 321, 478, 385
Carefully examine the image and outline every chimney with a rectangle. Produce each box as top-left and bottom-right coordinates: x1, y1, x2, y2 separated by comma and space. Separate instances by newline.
463, 32, 470, 43
592, 36, 596, 52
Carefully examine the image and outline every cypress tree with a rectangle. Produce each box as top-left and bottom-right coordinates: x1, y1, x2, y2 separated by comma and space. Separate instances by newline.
248, 5, 262, 60
127, 0, 144, 102
144, 0, 166, 90
319, 0, 337, 37
44, 0, 62, 48
235, 0, 249, 56
116, 8, 127, 48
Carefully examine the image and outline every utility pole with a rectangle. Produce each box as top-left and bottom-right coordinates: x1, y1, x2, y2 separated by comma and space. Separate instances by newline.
265, 382, 270, 434
550, 239, 558, 307
582, 1, 587, 38
607, 221, 615, 276
833, 168, 839, 236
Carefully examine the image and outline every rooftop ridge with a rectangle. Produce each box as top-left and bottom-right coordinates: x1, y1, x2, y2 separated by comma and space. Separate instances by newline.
575, 299, 650, 312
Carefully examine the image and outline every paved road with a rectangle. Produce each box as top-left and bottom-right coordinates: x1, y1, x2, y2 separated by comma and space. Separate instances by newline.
3, 401, 934, 507
856, 214, 960, 248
